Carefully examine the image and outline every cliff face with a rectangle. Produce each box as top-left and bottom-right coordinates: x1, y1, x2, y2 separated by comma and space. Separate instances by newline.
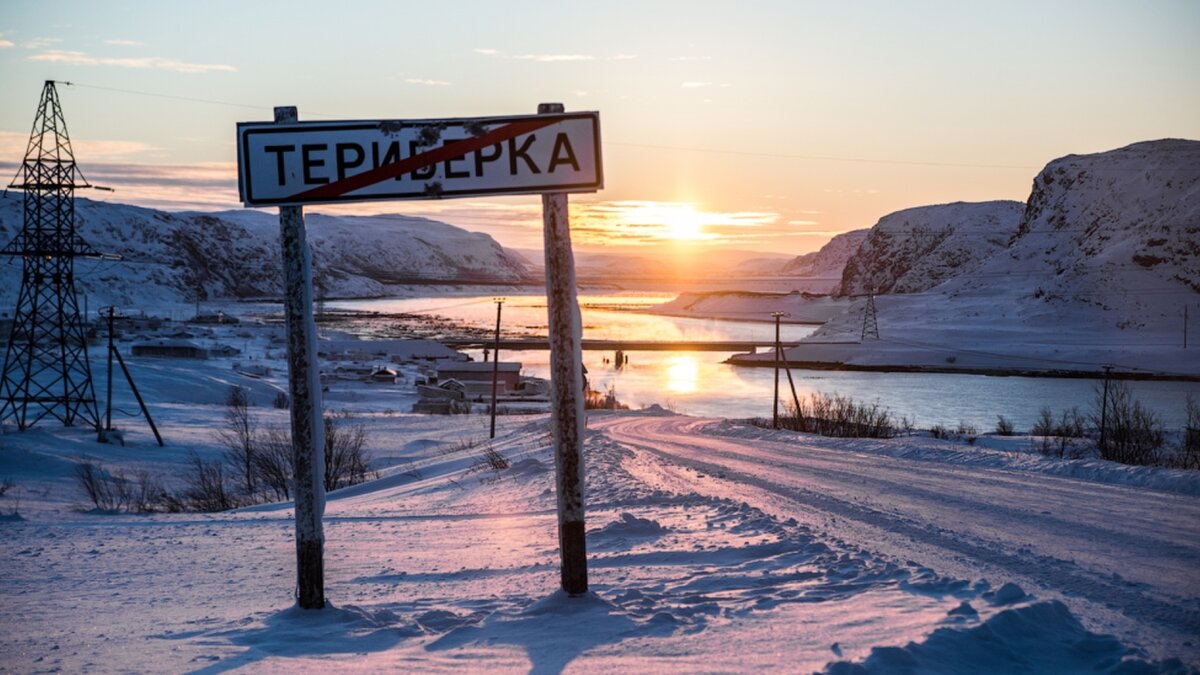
0, 195, 532, 307
837, 201, 1024, 296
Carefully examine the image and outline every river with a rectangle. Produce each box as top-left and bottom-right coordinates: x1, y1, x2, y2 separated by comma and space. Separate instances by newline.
327, 292, 1198, 430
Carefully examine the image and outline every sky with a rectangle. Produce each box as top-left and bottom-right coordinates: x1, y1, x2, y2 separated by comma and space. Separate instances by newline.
1, 0, 1198, 256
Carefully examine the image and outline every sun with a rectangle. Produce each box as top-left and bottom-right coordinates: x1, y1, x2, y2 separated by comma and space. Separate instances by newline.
663, 207, 706, 241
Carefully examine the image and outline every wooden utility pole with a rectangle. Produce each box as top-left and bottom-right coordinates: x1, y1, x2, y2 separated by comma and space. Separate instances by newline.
539, 102, 588, 596
105, 307, 114, 435
1098, 364, 1113, 453
275, 105, 326, 610
489, 297, 505, 439
772, 311, 783, 429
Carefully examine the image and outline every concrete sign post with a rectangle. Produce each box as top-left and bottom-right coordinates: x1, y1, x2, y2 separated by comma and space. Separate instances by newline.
273, 106, 327, 610
538, 102, 589, 595
237, 105, 602, 602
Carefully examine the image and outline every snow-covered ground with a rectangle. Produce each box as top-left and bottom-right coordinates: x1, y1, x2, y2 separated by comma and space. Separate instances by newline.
3, 348, 1198, 672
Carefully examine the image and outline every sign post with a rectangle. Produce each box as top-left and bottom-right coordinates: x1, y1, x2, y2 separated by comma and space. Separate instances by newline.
238, 104, 601, 601
273, 106, 326, 610
538, 102, 588, 595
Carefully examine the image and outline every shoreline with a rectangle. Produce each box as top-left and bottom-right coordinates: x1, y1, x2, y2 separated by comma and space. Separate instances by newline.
722, 356, 1200, 382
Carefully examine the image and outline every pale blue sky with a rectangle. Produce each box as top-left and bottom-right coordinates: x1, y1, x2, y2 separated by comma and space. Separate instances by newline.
2, 0, 1197, 252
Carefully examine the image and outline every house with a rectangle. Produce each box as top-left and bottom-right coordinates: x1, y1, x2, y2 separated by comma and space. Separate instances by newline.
131, 339, 207, 359
208, 344, 241, 358
436, 362, 522, 394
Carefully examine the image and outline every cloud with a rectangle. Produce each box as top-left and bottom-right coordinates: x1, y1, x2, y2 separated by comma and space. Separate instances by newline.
22, 37, 62, 49
0, 39, 14, 49
565, 200, 781, 246
27, 49, 236, 74
0, 131, 160, 162
405, 78, 451, 86
475, 48, 633, 63
668, 55, 712, 62
104, 39, 144, 47
681, 81, 712, 88
513, 53, 594, 62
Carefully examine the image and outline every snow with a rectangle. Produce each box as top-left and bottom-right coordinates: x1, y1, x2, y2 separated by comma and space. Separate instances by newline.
0, 193, 531, 309
2, 344, 1197, 671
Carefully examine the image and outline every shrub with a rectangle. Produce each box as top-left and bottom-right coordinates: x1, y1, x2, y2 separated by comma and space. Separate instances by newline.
272, 391, 290, 409
323, 412, 372, 492
74, 460, 166, 513
255, 427, 294, 501
181, 452, 237, 512
1178, 393, 1200, 470
217, 386, 257, 498
1095, 381, 1165, 466
995, 415, 1015, 436
758, 392, 896, 438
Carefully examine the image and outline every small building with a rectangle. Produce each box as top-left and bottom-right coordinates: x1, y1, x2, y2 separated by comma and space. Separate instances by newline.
187, 311, 240, 325
437, 361, 521, 393
131, 338, 207, 359
208, 344, 241, 358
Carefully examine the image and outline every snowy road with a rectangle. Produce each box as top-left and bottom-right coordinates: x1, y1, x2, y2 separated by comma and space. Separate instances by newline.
594, 414, 1200, 658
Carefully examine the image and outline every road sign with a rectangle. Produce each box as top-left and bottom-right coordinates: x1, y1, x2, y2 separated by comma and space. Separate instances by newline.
237, 112, 602, 206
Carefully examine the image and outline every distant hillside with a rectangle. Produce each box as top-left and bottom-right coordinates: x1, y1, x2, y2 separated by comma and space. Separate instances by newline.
837, 201, 1024, 296
798, 139, 1200, 375
940, 139, 1200, 312
782, 229, 869, 291
0, 195, 532, 307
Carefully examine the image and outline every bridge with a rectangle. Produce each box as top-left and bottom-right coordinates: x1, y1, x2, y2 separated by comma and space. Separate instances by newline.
439, 338, 796, 353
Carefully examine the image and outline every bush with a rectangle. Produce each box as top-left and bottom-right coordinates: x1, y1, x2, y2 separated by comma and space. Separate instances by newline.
255, 427, 294, 501
273, 391, 290, 409
995, 415, 1015, 436
1095, 381, 1164, 466
323, 412, 372, 492
74, 459, 166, 513
217, 386, 257, 498
759, 392, 896, 438
1178, 393, 1200, 470
181, 452, 237, 512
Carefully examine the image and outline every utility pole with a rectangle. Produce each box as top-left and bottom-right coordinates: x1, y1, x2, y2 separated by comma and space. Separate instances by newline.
772, 311, 784, 429
1099, 364, 1113, 453
489, 297, 504, 439
105, 307, 115, 435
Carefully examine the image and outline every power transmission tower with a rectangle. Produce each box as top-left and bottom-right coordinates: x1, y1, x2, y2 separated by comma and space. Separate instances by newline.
0, 81, 102, 431
860, 293, 880, 341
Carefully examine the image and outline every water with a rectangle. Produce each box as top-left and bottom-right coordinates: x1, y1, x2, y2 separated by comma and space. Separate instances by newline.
327, 293, 1199, 430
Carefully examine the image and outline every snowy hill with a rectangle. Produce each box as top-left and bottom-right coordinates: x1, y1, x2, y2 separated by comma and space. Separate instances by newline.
0, 194, 532, 307
837, 202, 1024, 296
781, 228, 870, 290
737, 139, 1200, 377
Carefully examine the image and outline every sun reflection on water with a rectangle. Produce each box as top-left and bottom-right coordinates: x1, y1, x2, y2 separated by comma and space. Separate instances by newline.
664, 355, 700, 393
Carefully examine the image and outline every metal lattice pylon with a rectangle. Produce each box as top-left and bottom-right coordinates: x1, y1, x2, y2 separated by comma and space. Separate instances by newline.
0, 81, 101, 431
861, 293, 880, 341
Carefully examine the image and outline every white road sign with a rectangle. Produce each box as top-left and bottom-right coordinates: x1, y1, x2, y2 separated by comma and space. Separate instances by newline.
237, 112, 602, 206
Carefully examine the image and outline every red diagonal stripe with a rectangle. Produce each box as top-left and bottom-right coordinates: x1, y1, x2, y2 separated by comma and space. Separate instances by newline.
289, 117, 562, 202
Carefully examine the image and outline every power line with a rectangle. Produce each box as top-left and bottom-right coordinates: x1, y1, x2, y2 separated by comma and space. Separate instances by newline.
60, 81, 1049, 171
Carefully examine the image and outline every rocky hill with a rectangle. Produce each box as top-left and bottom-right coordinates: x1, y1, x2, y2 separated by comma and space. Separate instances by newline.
782, 229, 869, 289
940, 139, 1200, 315
837, 201, 1024, 296
792, 139, 1200, 376
0, 195, 532, 307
